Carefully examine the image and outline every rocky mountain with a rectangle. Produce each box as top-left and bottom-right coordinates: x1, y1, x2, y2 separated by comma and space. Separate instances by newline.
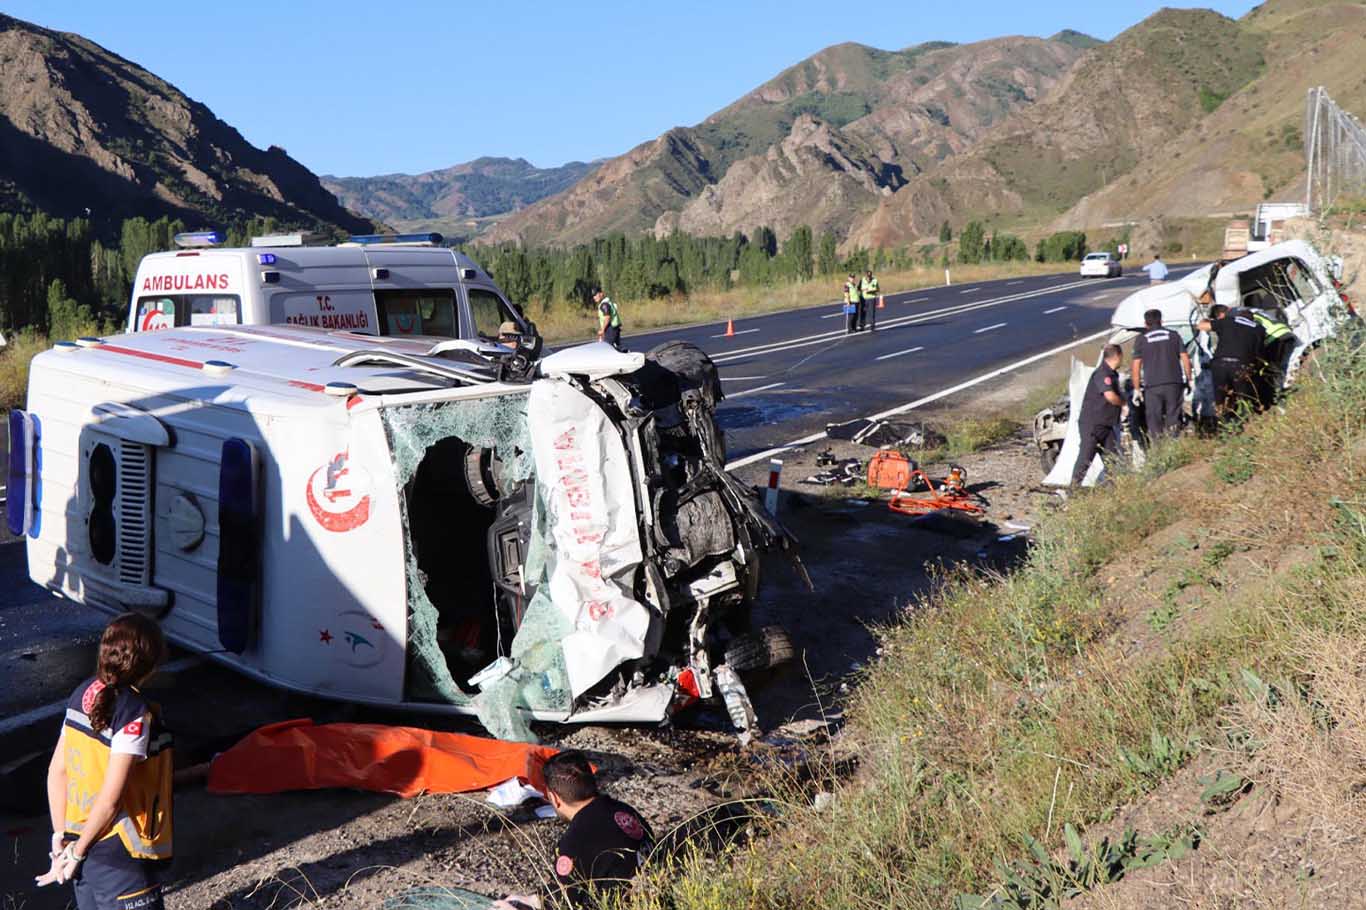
846, 7, 1269, 248
1052, 0, 1366, 231
321, 157, 597, 228
0, 13, 370, 234
485, 36, 1090, 246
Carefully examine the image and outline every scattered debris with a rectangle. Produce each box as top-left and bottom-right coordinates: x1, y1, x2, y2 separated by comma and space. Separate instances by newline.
802, 458, 862, 486
826, 417, 946, 449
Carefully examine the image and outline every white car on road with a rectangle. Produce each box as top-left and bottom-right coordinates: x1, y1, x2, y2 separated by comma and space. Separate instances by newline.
1079, 252, 1123, 278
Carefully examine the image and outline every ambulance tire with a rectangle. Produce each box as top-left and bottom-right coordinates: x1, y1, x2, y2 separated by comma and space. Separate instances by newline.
724, 626, 795, 673
1040, 441, 1061, 474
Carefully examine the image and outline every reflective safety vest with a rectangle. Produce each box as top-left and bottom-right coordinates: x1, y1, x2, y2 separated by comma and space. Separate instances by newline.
1251, 311, 1293, 343
845, 281, 863, 303
862, 276, 879, 297
64, 679, 174, 860
598, 297, 621, 330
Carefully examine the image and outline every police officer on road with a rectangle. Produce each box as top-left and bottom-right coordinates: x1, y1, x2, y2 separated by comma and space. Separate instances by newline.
592, 288, 623, 351
1130, 309, 1191, 442
494, 751, 654, 910
1072, 344, 1126, 486
1196, 304, 1265, 416
843, 274, 861, 335
861, 270, 879, 330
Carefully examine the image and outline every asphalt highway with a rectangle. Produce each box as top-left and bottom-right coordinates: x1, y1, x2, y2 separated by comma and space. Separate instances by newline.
618, 264, 1204, 464
0, 264, 1202, 755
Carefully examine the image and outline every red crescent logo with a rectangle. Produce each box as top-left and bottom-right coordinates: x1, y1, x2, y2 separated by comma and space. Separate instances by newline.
305, 452, 372, 532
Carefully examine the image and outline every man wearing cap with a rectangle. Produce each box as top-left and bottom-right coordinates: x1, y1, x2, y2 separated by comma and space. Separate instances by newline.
593, 288, 623, 351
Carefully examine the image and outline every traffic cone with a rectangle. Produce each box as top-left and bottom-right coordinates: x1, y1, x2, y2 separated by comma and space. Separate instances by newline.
877, 295, 885, 309
724, 318, 735, 337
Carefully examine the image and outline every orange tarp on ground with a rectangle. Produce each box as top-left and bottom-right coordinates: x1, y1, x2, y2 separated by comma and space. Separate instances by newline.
206, 719, 559, 798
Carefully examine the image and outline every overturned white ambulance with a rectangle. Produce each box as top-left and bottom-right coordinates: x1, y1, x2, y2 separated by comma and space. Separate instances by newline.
9, 325, 800, 738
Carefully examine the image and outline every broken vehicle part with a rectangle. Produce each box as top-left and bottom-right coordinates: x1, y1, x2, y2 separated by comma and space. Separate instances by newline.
21, 327, 800, 743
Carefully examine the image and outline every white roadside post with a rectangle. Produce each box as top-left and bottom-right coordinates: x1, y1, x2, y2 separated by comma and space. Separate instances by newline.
944, 268, 952, 286
765, 459, 783, 516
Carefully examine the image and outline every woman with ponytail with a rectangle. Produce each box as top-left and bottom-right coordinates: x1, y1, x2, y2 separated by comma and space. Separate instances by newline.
40, 612, 173, 909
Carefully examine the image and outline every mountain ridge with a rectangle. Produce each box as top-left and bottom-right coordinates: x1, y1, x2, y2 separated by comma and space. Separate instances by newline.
0, 13, 371, 234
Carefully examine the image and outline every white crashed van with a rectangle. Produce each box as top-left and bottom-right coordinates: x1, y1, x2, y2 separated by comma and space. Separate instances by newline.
1038, 239, 1351, 485
9, 325, 800, 739
128, 231, 536, 349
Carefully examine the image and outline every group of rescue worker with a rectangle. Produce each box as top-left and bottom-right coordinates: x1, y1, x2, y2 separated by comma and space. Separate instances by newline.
1070, 286, 1297, 487
842, 270, 880, 334
39, 613, 656, 910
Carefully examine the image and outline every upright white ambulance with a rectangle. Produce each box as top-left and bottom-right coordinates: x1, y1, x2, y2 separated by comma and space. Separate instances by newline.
128, 231, 535, 347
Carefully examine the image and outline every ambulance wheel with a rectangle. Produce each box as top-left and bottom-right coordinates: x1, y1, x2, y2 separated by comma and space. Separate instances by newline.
724, 626, 795, 673
1040, 442, 1061, 474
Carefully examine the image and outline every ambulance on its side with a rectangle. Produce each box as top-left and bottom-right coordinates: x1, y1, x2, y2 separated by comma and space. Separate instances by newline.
128, 231, 536, 348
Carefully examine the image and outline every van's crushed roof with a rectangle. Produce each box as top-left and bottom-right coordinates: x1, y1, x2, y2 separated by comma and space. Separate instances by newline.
48, 325, 512, 408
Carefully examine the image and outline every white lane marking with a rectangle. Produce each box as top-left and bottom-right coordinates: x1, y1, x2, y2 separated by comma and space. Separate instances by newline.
0, 655, 203, 738
711, 277, 1098, 364
724, 327, 1114, 470
908, 297, 930, 303
875, 345, 924, 362
720, 375, 767, 381
974, 322, 1007, 334
712, 328, 760, 338
1089, 292, 1118, 301
1007, 280, 1025, 285
728, 381, 785, 398
959, 287, 981, 294
820, 311, 845, 319
1043, 306, 1067, 314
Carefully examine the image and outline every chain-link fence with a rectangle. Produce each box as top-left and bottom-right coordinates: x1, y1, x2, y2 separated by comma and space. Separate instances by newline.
1305, 86, 1366, 213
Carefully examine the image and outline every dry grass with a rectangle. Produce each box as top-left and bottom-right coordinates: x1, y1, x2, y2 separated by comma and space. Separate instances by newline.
0, 329, 55, 411
618, 291, 1366, 908
529, 261, 1077, 344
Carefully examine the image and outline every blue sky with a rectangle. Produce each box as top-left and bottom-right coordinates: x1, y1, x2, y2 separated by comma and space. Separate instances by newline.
11, 0, 1257, 177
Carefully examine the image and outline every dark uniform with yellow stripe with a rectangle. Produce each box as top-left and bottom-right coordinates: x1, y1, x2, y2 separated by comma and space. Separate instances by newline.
63, 678, 173, 910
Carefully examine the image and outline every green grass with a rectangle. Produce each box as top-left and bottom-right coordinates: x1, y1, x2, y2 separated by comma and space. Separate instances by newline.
624, 322, 1366, 908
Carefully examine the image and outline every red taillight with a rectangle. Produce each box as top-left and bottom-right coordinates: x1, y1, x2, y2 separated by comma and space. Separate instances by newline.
677, 667, 702, 700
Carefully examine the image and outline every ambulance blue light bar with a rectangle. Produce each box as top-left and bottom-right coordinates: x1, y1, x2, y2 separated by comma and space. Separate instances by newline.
173, 231, 225, 248
346, 232, 444, 246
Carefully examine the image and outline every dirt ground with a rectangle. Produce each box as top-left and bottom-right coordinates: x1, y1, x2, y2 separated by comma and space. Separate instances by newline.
0, 357, 1079, 910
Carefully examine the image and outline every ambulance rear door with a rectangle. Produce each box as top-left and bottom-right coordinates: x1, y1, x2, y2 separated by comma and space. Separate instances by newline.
129, 251, 248, 333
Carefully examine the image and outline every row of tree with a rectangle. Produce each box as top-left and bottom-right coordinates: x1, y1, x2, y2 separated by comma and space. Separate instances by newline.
0, 212, 311, 335
0, 209, 1096, 334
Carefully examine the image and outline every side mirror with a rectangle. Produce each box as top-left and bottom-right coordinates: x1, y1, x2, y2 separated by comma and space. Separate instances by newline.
524, 321, 543, 360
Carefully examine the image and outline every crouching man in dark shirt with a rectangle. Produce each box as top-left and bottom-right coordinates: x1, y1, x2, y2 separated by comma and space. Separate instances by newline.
494, 751, 655, 910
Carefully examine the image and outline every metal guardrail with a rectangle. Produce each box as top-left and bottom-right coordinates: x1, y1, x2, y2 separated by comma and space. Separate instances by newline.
1305, 86, 1366, 213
